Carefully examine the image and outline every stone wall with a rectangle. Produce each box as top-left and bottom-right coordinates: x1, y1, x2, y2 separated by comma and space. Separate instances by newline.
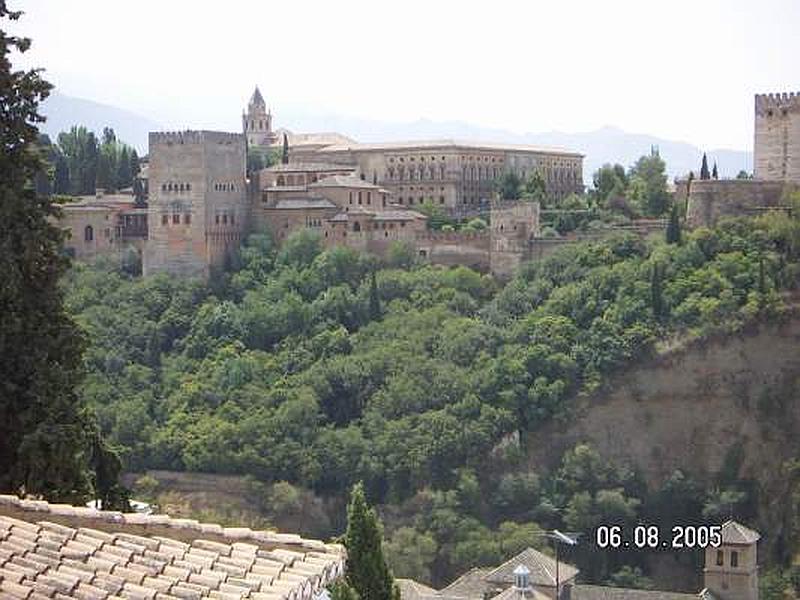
415, 231, 491, 270
678, 178, 795, 228
754, 92, 800, 182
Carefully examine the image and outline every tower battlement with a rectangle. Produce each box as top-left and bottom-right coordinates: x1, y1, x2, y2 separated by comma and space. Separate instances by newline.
149, 130, 245, 146
755, 91, 800, 115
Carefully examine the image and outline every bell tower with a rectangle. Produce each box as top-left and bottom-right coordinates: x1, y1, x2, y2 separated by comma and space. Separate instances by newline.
703, 520, 760, 600
242, 86, 276, 148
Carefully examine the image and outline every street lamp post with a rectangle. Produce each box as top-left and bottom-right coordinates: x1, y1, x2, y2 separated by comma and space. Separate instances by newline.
536, 530, 579, 600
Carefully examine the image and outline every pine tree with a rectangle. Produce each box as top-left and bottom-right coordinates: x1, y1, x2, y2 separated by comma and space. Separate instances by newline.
282, 133, 289, 165
369, 272, 381, 321
343, 483, 399, 600
666, 204, 682, 245
0, 3, 100, 501
712, 162, 719, 180
700, 153, 710, 180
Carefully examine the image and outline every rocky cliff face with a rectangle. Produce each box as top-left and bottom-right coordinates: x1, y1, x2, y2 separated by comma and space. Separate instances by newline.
527, 313, 800, 556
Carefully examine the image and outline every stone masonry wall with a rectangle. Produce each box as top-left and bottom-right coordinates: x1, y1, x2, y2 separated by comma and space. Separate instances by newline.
755, 92, 800, 182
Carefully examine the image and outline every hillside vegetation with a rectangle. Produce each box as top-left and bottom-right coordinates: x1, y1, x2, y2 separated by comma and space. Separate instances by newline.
64, 213, 800, 588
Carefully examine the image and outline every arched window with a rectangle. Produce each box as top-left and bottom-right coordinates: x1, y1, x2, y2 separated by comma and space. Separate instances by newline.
353, 222, 361, 232
84, 225, 94, 242
277, 176, 285, 186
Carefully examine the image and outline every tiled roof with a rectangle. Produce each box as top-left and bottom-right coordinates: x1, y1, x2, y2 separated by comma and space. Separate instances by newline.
395, 579, 469, 600
372, 210, 427, 221
273, 199, 337, 210
262, 163, 355, 174
483, 547, 578, 587
570, 584, 700, 600
490, 586, 551, 600
310, 139, 583, 157
0, 495, 344, 600
719, 521, 760, 545
308, 176, 382, 190
396, 579, 441, 600
438, 568, 491, 598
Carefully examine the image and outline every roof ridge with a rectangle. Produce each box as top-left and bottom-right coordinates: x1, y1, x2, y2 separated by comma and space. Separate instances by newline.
0, 494, 342, 556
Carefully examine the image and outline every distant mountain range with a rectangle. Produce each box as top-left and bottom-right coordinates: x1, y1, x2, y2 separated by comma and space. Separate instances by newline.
39, 92, 162, 153
40, 92, 752, 182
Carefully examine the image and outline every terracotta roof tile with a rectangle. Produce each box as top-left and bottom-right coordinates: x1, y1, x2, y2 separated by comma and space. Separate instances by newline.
119, 581, 158, 600
73, 581, 111, 600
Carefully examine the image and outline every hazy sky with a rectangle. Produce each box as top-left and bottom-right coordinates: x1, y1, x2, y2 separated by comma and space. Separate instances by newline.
8, 0, 799, 150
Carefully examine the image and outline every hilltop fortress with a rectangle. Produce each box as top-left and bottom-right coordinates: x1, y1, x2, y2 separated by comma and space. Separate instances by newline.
90, 87, 588, 279
59, 88, 799, 279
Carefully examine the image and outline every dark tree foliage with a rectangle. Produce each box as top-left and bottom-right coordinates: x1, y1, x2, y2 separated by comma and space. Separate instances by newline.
650, 262, 665, 320
712, 162, 719, 180
282, 133, 289, 165
0, 3, 95, 500
369, 271, 382, 321
344, 483, 400, 600
666, 204, 682, 245
495, 171, 522, 200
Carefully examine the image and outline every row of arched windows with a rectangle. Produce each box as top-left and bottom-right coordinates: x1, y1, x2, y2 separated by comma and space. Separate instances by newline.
214, 213, 235, 225
161, 182, 191, 192
214, 182, 238, 192
387, 165, 448, 182
161, 213, 191, 226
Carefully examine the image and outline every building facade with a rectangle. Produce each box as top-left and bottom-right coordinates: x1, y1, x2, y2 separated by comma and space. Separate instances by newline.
290, 140, 584, 214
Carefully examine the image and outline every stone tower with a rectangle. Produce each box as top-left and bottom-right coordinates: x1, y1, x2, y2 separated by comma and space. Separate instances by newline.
144, 131, 247, 278
489, 199, 541, 278
703, 520, 760, 600
754, 92, 800, 182
242, 86, 277, 148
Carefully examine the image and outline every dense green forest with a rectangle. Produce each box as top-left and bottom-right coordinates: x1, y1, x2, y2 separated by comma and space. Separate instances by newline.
62, 210, 800, 588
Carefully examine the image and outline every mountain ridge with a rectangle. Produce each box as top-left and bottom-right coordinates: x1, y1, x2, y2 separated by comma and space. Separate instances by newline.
41, 92, 752, 181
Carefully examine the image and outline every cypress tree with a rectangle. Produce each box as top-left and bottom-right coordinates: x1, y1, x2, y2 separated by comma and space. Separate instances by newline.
712, 162, 719, 180
282, 133, 289, 165
0, 3, 109, 501
651, 262, 665, 320
369, 271, 381, 321
343, 483, 399, 600
666, 205, 682, 245
700, 153, 710, 180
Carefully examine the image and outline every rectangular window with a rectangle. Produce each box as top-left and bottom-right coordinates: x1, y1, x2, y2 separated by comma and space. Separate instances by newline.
162, 215, 168, 226
172, 214, 180, 224
716, 551, 724, 566
222, 214, 228, 225
731, 552, 738, 567
215, 215, 220, 224
184, 214, 191, 225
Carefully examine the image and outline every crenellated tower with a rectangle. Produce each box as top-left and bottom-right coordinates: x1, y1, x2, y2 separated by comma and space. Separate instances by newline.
754, 91, 800, 182
243, 86, 277, 148
143, 131, 247, 278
